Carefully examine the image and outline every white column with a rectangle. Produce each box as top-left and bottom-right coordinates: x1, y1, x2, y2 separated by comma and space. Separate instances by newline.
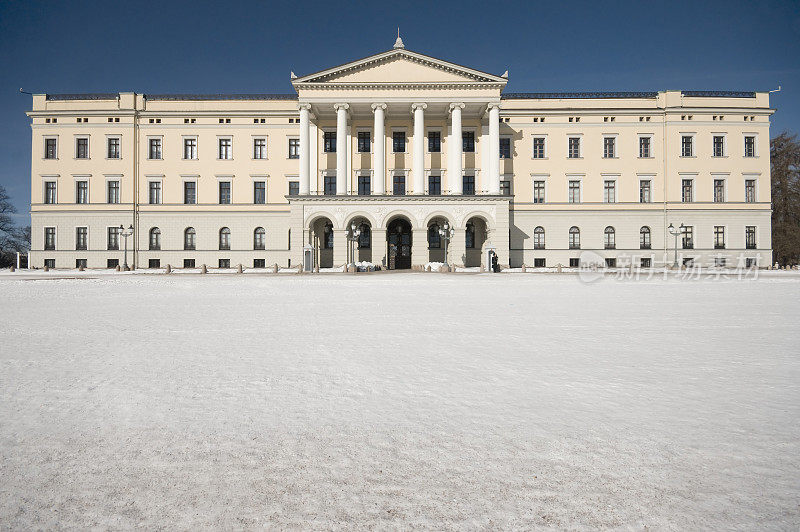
371, 103, 386, 195
298, 104, 311, 195
334, 103, 349, 195
449, 103, 464, 194
411, 103, 427, 194
487, 103, 501, 195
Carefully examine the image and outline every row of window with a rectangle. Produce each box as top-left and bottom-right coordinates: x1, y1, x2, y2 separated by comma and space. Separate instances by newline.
526, 225, 757, 250
43, 175, 759, 206
43, 132, 759, 162
532, 134, 758, 160
532, 177, 758, 204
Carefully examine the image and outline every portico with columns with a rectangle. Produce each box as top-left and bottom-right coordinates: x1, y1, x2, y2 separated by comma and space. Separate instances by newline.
288, 38, 510, 269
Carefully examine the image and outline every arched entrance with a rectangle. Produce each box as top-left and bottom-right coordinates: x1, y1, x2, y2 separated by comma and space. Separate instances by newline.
464, 216, 488, 267
426, 216, 449, 264
347, 217, 373, 264
309, 217, 334, 268
386, 217, 412, 270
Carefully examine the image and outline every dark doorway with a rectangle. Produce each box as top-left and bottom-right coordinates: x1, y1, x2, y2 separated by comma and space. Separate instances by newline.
387, 218, 412, 270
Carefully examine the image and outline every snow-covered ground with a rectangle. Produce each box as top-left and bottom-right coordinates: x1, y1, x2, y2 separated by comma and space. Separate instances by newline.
1, 273, 798, 529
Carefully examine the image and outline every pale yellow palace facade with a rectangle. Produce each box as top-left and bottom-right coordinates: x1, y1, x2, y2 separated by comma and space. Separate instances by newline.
27, 39, 774, 270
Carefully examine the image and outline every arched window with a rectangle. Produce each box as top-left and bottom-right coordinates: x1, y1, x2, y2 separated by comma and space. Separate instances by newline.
149, 227, 161, 250
254, 227, 265, 250
358, 224, 371, 249
533, 226, 545, 250
219, 227, 230, 250
604, 226, 616, 249
428, 223, 441, 249
569, 226, 580, 249
465, 222, 475, 249
184, 227, 196, 250
640, 226, 651, 249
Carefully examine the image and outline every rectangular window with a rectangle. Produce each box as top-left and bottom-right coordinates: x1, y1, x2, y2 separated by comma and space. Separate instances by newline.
148, 181, 161, 205
568, 137, 580, 158
323, 175, 336, 196
288, 138, 300, 158
184, 181, 196, 204
500, 180, 511, 196
603, 137, 616, 158
219, 181, 231, 204
107, 137, 120, 159
641, 257, 652, 268
605, 258, 617, 268
323, 132, 336, 153
393, 174, 405, 195
682, 226, 694, 249
253, 138, 267, 159
44, 181, 57, 204
428, 175, 441, 195
357, 131, 370, 153
744, 136, 756, 157
462, 131, 475, 153
107, 180, 120, 204
745, 179, 756, 203
745, 226, 757, 249
532, 137, 545, 159
358, 175, 371, 195
533, 180, 545, 203
568, 180, 581, 203
534, 258, 546, 268
183, 138, 197, 160
44, 227, 56, 250
254, 259, 266, 269
682, 179, 693, 202
714, 226, 725, 249
76, 180, 89, 204
428, 131, 441, 152
45, 138, 57, 159
569, 258, 580, 268
639, 137, 651, 158
44, 258, 55, 269
713, 136, 725, 157
288, 181, 299, 196
219, 259, 230, 269
463, 175, 475, 195
253, 181, 266, 204
499, 137, 511, 159
639, 180, 651, 203
713, 179, 725, 202
75, 227, 88, 251
393, 131, 406, 153
603, 180, 616, 203
148, 138, 162, 159
218, 138, 232, 159
681, 135, 693, 157
183, 259, 195, 268
107, 226, 119, 250
76, 259, 87, 269
149, 259, 161, 269
76, 137, 89, 159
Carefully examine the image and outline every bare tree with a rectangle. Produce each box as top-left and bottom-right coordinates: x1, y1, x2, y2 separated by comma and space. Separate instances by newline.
771, 133, 800, 266
0, 186, 26, 267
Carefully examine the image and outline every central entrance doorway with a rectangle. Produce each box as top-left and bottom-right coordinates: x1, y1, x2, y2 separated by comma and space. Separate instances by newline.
387, 218, 412, 270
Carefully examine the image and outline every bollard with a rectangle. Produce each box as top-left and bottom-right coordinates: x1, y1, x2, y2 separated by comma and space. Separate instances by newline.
10, 266, 15, 272
237, 263, 243, 274
313, 265, 319, 273
201, 264, 207, 274
296, 264, 303, 274
44, 265, 49, 272
165, 264, 171, 274
522, 264, 527, 273
116, 264, 121, 272
272, 263, 279, 273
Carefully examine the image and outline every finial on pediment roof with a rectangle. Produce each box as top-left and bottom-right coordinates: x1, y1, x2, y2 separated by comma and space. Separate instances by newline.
501, 70, 508, 79
290, 71, 297, 79
394, 27, 404, 49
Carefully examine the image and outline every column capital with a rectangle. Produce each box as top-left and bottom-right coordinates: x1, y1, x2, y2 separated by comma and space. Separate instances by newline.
333, 102, 350, 112
298, 103, 312, 111
411, 102, 428, 113
371, 103, 387, 111
486, 102, 501, 112
449, 102, 465, 112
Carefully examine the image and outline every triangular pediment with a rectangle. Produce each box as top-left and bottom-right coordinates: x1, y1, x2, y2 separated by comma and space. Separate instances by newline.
292, 49, 507, 86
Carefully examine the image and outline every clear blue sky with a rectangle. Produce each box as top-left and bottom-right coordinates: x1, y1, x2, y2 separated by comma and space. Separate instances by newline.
1, 0, 798, 225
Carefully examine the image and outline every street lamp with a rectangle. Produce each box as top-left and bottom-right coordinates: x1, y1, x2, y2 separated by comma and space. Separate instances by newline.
347, 222, 362, 266
667, 222, 685, 268
119, 224, 134, 271
438, 222, 455, 267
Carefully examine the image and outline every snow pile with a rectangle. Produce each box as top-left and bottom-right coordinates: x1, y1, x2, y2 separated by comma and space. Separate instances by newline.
424, 261, 445, 271
0, 274, 799, 528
